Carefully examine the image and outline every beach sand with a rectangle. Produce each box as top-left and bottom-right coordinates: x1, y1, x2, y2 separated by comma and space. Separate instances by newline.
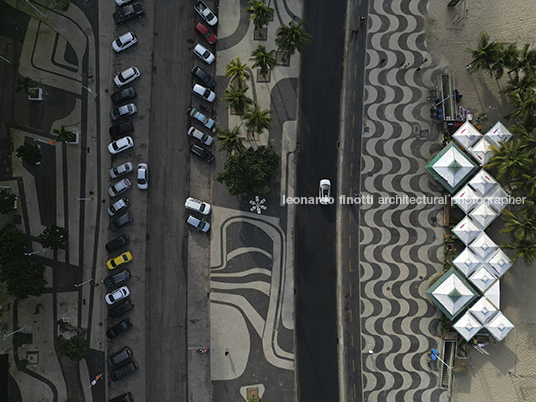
424, 1, 536, 400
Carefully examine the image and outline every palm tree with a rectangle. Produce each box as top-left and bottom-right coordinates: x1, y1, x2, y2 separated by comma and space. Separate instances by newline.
500, 209, 536, 241
493, 43, 519, 79
502, 73, 536, 97
250, 44, 277, 76
275, 19, 312, 59
486, 139, 532, 186
466, 31, 504, 77
225, 58, 250, 89
243, 103, 272, 135
15, 77, 33, 96
502, 236, 536, 266
508, 43, 536, 78
510, 124, 536, 154
246, 0, 274, 31
507, 91, 536, 126
216, 125, 248, 154
53, 125, 76, 143
222, 86, 253, 115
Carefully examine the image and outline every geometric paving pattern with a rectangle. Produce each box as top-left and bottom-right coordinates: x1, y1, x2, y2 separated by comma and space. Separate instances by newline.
359, 1, 448, 400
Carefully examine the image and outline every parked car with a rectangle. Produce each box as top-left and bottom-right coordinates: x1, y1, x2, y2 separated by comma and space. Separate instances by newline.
319, 179, 331, 205
113, 2, 145, 24
110, 162, 134, 179
104, 269, 132, 288
106, 318, 132, 339
107, 346, 133, 367
108, 136, 134, 155
109, 299, 134, 318
110, 212, 134, 231
111, 87, 137, 104
114, 0, 131, 6
106, 235, 130, 252
112, 32, 138, 52
187, 126, 213, 146
110, 361, 138, 381
107, 251, 133, 270
192, 84, 216, 102
191, 65, 215, 88
109, 121, 134, 137
190, 143, 214, 162
195, 23, 217, 44
105, 286, 130, 305
108, 178, 132, 197
137, 163, 148, 189
187, 214, 210, 232
185, 197, 211, 215
193, 44, 215, 64
107, 198, 130, 217
194, 0, 218, 26
110, 392, 134, 402
114, 67, 140, 87
111, 103, 137, 121
188, 107, 215, 129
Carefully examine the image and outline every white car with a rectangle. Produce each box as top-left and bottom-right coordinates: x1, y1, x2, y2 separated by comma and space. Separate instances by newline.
108, 136, 134, 155
185, 197, 212, 215
319, 179, 331, 205
115, 0, 131, 6
105, 286, 130, 305
137, 163, 148, 189
187, 126, 213, 146
192, 84, 216, 102
107, 197, 130, 216
108, 178, 132, 197
110, 103, 137, 121
112, 32, 137, 52
109, 162, 134, 179
114, 67, 140, 87
187, 215, 210, 232
193, 44, 215, 64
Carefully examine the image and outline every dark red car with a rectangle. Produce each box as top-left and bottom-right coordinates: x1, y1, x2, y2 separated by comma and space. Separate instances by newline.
195, 23, 217, 44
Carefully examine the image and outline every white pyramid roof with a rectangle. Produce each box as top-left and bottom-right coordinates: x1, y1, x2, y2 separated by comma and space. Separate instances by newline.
484, 281, 500, 309
452, 185, 481, 214
469, 297, 499, 325
468, 169, 498, 197
454, 311, 483, 342
486, 312, 514, 341
470, 232, 498, 259
452, 121, 482, 149
486, 185, 509, 212
469, 265, 498, 293
453, 248, 485, 277
452, 217, 482, 245
433, 146, 479, 188
484, 121, 513, 148
488, 249, 513, 277
432, 271, 480, 316
469, 203, 499, 229
469, 137, 494, 166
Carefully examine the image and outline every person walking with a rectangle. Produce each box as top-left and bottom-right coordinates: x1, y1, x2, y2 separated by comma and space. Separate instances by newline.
380, 58, 386, 65
225, 349, 230, 356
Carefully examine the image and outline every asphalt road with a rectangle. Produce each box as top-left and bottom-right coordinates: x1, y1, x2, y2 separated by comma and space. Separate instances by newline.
145, 0, 195, 400
295, 0, 347, 401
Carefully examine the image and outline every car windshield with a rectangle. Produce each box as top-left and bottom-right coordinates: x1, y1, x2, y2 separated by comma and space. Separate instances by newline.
112, 142, 121, 151
198, 221, 206, 230
204, 31, 211, 39
115, 38, 123, 46
203, 89, 210, 98
202, 50, 210, 58
199, 204, 205, 212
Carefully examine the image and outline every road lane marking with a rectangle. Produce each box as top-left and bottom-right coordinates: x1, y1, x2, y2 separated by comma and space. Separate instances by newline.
353, 89, 356, 103
349, 234, 351, 248
352, 113, 355, 127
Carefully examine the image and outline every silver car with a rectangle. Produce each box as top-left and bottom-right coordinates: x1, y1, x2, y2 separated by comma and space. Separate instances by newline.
107, 197, 130, 217
187, 127, 213, 146
109, 162, 134, 179
187, 215, 210, 232
108, 178, 132, 197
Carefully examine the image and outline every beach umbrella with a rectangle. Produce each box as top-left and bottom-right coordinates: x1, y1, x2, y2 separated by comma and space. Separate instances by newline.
452, 121, 482, 149
468, 297, 499, 325
486, 312, 514, 341
484, 280, 500, 309
484, 121, 513, 148
468, 203, 499, 229
452, 184, 481, 214
469, 265, 498, 293
469, 137, 494, 166
453, 311, 483, 342
488, 248, 512, 277
469, 232, 498, 259
453, 247, 486, 277
452, 217, 482, 245
467, 169, 498, 197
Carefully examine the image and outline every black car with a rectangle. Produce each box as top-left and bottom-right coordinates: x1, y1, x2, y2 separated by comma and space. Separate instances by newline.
110, 212, 134, 231
190, 143, 214, 163
107, 346, 133, 367
113, 1, 145, 24
110, 361, 138, 381
104, 269, 132, 288
111, 87, 137, 104
110, 393, 134, 402
191, 65, 215, 88
107, 318, 132, 338
106, 235, 130, 252
109, 299, 134, 318
109, 121, 134, 137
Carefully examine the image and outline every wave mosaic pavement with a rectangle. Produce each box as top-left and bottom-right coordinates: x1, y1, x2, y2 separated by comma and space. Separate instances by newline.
358, 1, 449, 401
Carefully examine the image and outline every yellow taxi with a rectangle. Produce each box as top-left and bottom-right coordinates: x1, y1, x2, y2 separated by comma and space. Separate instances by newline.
107, 251, 133, 270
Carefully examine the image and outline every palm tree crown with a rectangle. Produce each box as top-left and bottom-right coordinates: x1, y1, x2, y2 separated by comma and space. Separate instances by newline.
216, 125, 248, 155
466, 31, 504, 77
222, 86, 253, 115
243, 103, 272, 135
225, 58, 251, 89
275, 19, 312, 58
246, 0, 274, 31
486, 139, 532, 185
250, 44, 276, 76
53, 125, 76, 143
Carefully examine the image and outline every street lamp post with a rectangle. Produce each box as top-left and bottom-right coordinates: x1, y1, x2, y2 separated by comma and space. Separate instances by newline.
81, 85, 98, 97
0, 55, 11, 64
24, 0, 45, 17
4, 327, 25, 340
75, 197, 93, 201
86, 374, 103, 389
24, 250, 45, 256
75, 278, 94, 287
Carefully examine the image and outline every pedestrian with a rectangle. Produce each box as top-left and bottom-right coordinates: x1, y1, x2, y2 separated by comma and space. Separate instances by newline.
404, 63, 410, 69
399, 61, 404, 67
380, 58, 386, 65
416, 67, 421, 72
352, 29, 358, 36
225, 349, 229, 356
94, 283, 99, 287
354, 192, 359, 198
